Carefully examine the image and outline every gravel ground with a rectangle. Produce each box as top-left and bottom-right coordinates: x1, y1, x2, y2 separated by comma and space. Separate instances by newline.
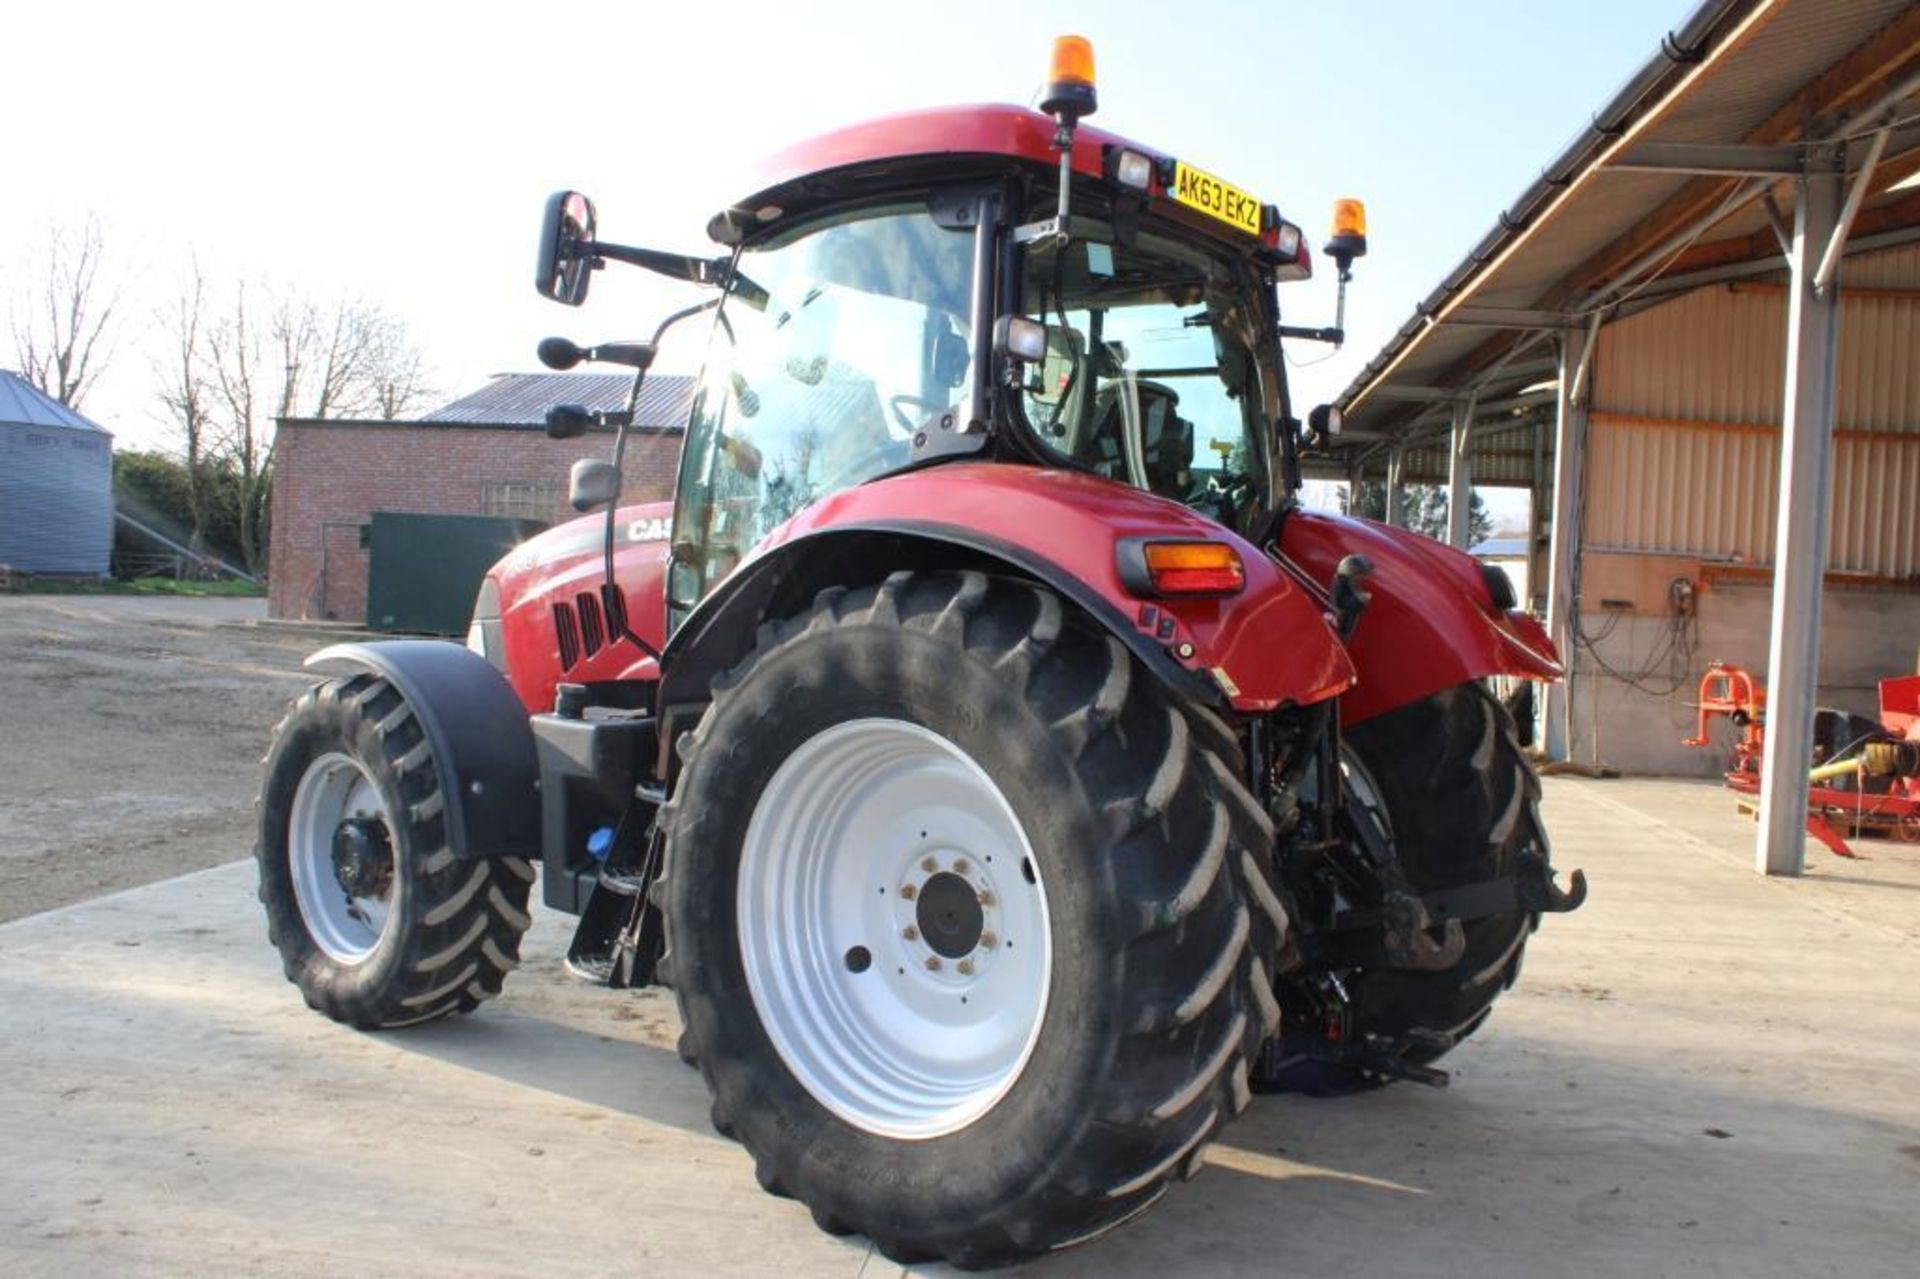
0, 595, 331, 922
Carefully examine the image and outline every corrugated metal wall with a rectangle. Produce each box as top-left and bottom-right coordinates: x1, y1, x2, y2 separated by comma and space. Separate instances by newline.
1400, 418, 1542, 487
0, 423, 114, 575
1587, 243, 1920, 578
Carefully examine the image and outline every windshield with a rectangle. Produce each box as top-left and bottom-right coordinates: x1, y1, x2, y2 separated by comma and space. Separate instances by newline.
669, 203, 976, 613
1019, 224, 1271, 528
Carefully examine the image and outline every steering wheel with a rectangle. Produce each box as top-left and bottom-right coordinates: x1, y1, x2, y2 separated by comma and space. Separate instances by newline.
889, 394, 952, 434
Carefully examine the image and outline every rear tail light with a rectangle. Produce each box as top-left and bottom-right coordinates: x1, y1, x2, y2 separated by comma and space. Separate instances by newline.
1119, 539, 1246, 597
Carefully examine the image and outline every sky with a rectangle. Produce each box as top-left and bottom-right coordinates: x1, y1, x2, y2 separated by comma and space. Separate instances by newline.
3, 0, 1694, 475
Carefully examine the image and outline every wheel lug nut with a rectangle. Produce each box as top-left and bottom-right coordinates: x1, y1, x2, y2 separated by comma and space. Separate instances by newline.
899, 884, 917, 901
953, 857, 970, 874
978, 891, 995, 907
925, 956, 942, 971
902, 925, 919, 941
957, 959, 975, 975
921, 856, 938, 873
979, 931, 997, 949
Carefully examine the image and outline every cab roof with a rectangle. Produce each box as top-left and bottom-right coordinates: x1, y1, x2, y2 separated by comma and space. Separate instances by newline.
708, 102, 1304, 271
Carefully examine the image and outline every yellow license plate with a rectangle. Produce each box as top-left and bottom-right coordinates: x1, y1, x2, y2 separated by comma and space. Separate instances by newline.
1170, 161, 1263, 237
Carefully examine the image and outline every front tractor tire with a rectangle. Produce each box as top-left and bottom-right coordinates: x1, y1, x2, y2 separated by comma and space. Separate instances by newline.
256, 673, 534, 1029
663, 572, 1286, 1268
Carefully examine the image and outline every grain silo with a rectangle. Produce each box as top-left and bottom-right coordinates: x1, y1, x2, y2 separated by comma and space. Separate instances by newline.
0, 370, 113, 576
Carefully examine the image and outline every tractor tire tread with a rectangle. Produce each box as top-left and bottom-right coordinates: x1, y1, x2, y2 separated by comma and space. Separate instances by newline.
665, 571, 1284, 1269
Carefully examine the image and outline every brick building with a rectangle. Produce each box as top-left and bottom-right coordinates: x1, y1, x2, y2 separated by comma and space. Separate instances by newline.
269, 372, 692, 621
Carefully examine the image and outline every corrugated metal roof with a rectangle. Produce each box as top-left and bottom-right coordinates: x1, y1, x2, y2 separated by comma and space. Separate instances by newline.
1330, 0, 1920, 466
422, 372, 694, 429
0, 370, 111, 434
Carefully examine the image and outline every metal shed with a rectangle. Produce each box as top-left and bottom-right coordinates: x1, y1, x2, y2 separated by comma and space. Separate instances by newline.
0, 370, 113, 577
1321, 0, 1920, 876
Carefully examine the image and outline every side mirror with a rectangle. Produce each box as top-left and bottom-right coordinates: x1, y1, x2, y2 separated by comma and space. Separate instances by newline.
1308, 403, 1343, 447
536, 191, 598, 306
569, 458, 621, 512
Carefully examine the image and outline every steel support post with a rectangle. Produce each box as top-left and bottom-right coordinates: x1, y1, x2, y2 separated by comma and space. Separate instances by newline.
1528, 418, 1549, 613
1543, 326, 1590, 763
1446, 401, 1472, 548
1385, 446, 1406, 526
1756, 150, 1844, 877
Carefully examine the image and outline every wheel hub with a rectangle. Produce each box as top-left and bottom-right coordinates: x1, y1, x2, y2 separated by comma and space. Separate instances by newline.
288, 751, 396, 965
916, 870, 984, 958
331, 818, 393, 900
894, 851, 1006, 980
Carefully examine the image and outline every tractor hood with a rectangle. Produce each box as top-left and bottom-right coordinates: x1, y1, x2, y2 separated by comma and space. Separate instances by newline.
487, 501, 675, 715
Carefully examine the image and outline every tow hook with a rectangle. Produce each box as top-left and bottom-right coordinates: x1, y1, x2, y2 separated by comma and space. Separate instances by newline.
1517, 850, 1588, 913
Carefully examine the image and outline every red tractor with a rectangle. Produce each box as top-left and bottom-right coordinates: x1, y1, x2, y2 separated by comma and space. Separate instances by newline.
256, 39, 1583, 1267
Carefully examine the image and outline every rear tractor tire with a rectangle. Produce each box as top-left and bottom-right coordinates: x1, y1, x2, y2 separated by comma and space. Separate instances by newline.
663, 571, 1286, 1268
256, 672, 534, 1029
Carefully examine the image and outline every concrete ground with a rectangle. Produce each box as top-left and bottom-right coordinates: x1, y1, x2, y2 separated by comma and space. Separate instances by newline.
3, 773, 1916, 1276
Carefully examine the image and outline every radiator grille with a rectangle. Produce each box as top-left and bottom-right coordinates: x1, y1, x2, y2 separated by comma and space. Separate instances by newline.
576, 591, 606, 657
552, 603, 581, 670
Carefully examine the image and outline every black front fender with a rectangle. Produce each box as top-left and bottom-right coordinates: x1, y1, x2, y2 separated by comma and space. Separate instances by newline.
306, 640, 540, 860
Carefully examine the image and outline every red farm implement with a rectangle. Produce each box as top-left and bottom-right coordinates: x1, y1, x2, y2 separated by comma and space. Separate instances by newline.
1685, 661, 1920, 856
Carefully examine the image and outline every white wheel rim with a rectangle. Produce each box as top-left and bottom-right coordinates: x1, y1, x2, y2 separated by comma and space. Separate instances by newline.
737, 718, 1052, 1140
289, 751, 395, 964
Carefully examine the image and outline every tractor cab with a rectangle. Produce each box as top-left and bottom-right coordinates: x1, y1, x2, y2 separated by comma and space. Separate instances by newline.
532, 37, 1363, 635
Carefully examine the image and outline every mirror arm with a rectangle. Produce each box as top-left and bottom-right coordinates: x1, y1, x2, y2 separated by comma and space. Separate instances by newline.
578, 240, 728, 287
1278, 323, 1345, 346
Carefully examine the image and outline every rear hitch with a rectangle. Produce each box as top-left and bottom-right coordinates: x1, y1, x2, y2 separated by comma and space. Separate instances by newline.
1415, 851, 1589, 927
1254, 1027, 1453, 1091
1380, 891, 1467, 971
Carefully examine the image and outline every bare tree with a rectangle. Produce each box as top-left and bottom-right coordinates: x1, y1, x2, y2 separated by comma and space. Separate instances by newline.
189, 275, 434, 572
10, 214, 124, 410
367, 316, 434, 419
205, 278, 274, 574
152, 260, 216, 553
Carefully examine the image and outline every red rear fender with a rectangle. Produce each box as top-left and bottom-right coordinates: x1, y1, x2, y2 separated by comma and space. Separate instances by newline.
1278, 510, 1561, 727
660, 464, 1354, 715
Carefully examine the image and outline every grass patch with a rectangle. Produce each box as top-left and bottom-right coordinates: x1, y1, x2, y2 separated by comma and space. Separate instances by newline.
22, 577, 266, 598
